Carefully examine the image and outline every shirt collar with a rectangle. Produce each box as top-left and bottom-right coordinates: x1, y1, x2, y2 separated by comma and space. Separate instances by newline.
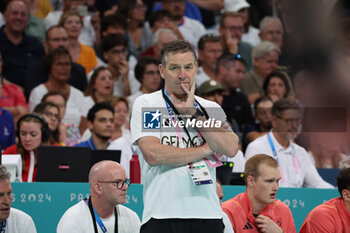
269, 130, 293, 154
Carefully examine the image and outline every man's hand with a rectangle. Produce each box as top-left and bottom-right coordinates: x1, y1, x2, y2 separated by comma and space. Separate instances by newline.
224, 29, 239, 54
170, 82, 196, 116
117, 60, 129, 79
255, 215, 283, 233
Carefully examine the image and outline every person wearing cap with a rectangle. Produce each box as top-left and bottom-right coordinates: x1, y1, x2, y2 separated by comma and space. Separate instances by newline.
223, 0, 260, 46
215, 53, 254, 145
197, 79, 247, 184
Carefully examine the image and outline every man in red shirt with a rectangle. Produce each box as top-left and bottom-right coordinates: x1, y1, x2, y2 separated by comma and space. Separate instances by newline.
299, 168, 350, 233
222, 154, 296, 233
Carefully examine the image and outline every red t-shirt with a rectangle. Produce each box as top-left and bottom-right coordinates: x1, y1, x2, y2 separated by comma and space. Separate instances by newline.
0, 84, 28, 108
299, 197, 350, 233
222, 191, 296, 233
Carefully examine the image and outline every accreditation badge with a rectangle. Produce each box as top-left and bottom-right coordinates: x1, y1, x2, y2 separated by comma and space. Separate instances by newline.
188, 160, 213, 185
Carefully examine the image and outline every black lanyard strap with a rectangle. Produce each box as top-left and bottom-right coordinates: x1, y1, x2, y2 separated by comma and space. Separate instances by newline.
87, 197, 118, 233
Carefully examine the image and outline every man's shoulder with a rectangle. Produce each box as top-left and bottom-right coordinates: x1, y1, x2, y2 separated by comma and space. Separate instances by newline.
117, 204, 138, 217
61, 200, 88, 217
134, 90, 162, 105
222, 192, 247, 211
239, 41, 253, 50
8, 207, 34, 222
272, 199, 292, 213
75, 140, 90, 148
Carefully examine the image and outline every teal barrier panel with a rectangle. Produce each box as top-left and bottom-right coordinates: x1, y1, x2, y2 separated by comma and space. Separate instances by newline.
11, 183, 338, 233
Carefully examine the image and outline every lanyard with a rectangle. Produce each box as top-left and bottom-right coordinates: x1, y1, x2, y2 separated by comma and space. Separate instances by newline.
85, 197, 118, 233
267, 132, 299, 184
162, 88, 208, 148
0, 220, 6, 233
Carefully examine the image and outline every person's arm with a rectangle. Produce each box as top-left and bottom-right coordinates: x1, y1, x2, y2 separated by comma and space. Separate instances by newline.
137, 136, 213, 166
118, 60, 131, 96
188, 0, 223, 11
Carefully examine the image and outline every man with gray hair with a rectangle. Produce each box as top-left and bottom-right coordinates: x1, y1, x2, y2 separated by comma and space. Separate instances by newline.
57, 160, 141, 233
0, 165, 37, 232
140, 28, 178, 62
259, 16, 284, 48
241, 41, 293, 104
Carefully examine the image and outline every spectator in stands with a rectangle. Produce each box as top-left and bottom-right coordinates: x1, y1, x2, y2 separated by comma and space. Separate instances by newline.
57, 160, 141, 232
33, 102, 62, 145
161, 0, 206, 48
3, 114, 57, 182
82, 67, 113, 117
58, 10, 98, 74
224, 0, 260, 46
0, 0, 45, 88
196, 34, 223, 87
0, 165, 38, 232
107, 96, 133, 178
139, 28, 178, 63
147, 10, 184, 40
100, 33, 140, 96
76, 102, 114, 150
196, 80, 246, 184
222, 154, 296, 232
0, 52, 28, 122
300, 167, 350, 232
218, 12, 253, 70
215, 53, 254, 143
27, 0, 53, 19
44, 0, 96, 47
29, 47, 85, 136
116, 0, 153, 58
40, 91, 80, 146
25, 25, 87, 98
0, 74, 15, 150
245, 99, 334, 188
263, 71, 292, 103
216, 179, 234, 233
241, 41, 293, 104
259, 16, 284, 49
128, 56, 161, 110
243, 97, 273, 147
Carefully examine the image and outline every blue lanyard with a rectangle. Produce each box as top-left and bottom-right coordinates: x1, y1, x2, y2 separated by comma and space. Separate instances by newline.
267, 132, 278, 162
0, 220, 6, 233
85, 198, 107, 232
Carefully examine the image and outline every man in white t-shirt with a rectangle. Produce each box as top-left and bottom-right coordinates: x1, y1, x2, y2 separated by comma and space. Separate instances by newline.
0, 165, 37, 233
57, 160, 141, 233
245, 99, 333, 188
131, 40, 239, 232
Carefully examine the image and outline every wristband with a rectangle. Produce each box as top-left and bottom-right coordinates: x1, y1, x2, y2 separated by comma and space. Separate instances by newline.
191, 109, 204, 121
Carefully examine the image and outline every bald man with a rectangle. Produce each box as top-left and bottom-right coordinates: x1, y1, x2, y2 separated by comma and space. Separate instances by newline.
57, 160, 141, 233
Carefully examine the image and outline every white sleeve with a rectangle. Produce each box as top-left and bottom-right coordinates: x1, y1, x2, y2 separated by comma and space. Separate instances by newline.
28, 86, 46, 113
223, 212, 234, 233
118, 206, 141, 233
301, 148, 334, 189
22, 216, 37, 233
56, 211, 85, 233
244, 140, 266, 160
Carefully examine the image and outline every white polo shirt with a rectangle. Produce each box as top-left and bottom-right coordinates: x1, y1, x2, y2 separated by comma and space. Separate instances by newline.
245, 131, 333, 188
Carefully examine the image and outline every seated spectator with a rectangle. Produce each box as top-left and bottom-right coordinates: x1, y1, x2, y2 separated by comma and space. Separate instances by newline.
0, 0, 45, 89
219, 12, 253, 70
222, 154, 296, 232
82, 67, 113, 116
29, 47, 85, 133
299, 167, 350, 232
128, 56, 161, 110
196, 34, 223, 87
161, 0, 206, 49
243, 97, 273, 147
44, 0, 96, 47
245, 99, 334, 188
263, 71, 292, 103
147, 10, 184, 40
41, 91, 81, 146
0, 165, 38, 232
216, 179, 234, 233
0, 53, 28, 122
139, 28, 178, 63
33, 102, 62, 145
215, 53, 254, 142
258, 16, 284, 49
25, 25, 87, 98
241, 41, 293, 104
58, 10, 98, 74
100, 33, 140, 96
224, 0, 260, 46
76, 102, 114, 150
57, 160, 141, 232
3, 114, 58, 182
116, 0, 153, 58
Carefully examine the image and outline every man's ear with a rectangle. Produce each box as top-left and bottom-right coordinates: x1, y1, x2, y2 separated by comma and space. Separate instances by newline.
93, 181, 103, 195
87, 121, 93, 131
342, 189, 350, 202
158, 64, 165, 80
246, 175, 255, 188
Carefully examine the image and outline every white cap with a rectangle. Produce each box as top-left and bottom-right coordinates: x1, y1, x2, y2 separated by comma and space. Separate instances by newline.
224, 0, 250, 12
